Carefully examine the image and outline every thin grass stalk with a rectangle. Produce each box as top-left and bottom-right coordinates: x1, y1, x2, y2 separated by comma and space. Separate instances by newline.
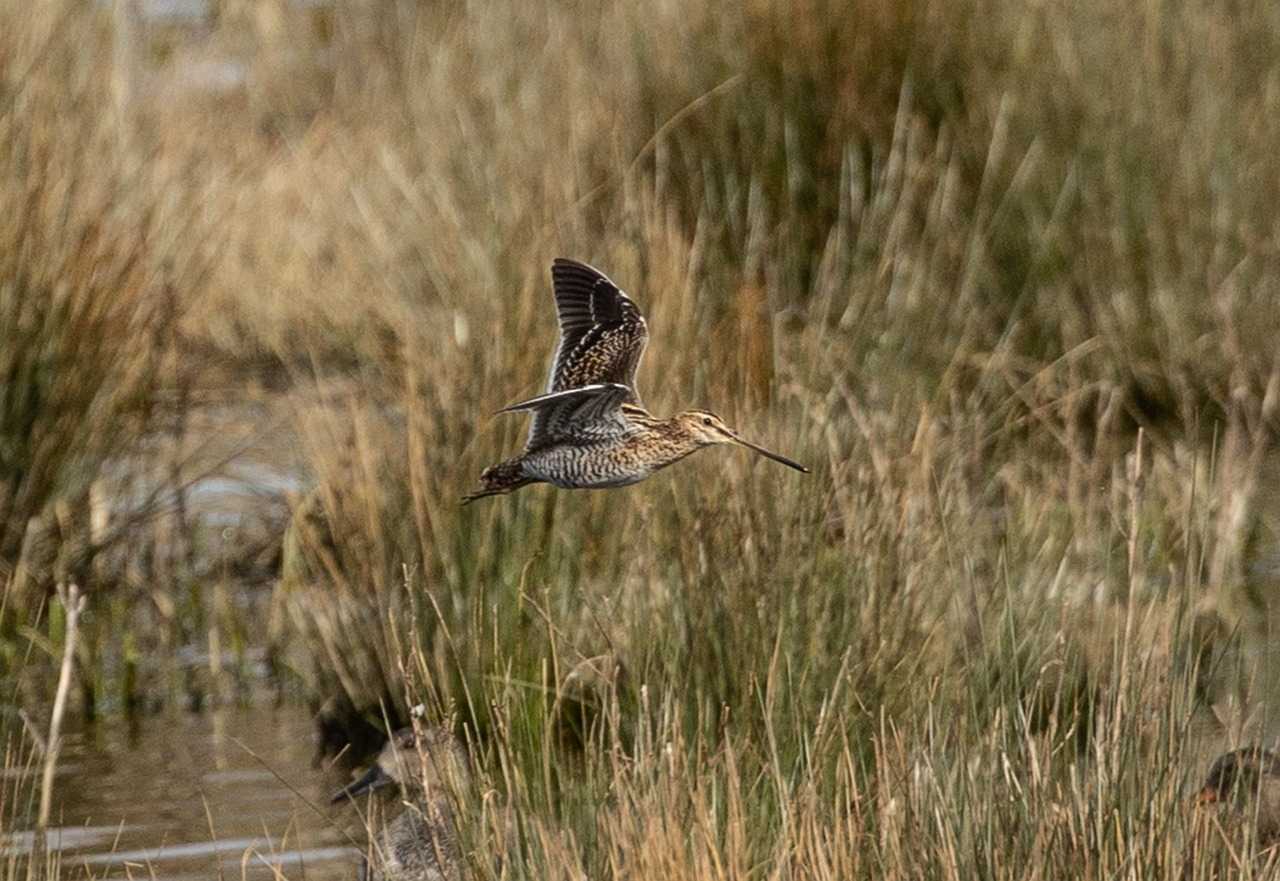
36, 583, 83, 831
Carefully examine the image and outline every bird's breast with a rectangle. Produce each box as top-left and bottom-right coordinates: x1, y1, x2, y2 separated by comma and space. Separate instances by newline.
521, 442, 656, 489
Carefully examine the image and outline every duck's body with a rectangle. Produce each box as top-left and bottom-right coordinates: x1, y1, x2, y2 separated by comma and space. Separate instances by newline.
1196, 747, 1280, 844
365, 806, 461, 881
333, 727, 470, 881
463, 259, 807, 502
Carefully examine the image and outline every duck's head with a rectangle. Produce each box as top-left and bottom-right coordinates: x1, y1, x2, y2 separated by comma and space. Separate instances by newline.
1196, 747, 1280, 807
331, 726, 469, 803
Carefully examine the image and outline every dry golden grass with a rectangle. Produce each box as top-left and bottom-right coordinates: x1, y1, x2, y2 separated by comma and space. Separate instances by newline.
5, 0, 1280, 877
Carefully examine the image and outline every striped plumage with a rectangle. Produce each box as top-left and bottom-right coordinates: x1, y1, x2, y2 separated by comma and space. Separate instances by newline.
463, 259, 807, 503
545, 259, 648, 399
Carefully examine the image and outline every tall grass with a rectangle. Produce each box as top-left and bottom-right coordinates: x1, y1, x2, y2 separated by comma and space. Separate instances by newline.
4, 0, 1280, 877
0, 5, 157, 587
0, 1, 232, 718
270, 0, 1280, 716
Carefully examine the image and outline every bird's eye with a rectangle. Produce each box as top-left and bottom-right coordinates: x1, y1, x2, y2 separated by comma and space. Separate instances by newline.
702, 416, 713, 426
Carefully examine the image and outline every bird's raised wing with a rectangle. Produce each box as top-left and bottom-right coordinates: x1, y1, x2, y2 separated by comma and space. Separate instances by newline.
499, 383, 636, 449
546, 259, 648, 401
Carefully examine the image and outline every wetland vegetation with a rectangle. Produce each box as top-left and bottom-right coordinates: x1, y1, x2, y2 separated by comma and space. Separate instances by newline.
5, 0, 1280, 877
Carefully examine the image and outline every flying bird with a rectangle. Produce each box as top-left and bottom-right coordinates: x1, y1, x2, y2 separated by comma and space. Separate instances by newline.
464, 258, 807, 503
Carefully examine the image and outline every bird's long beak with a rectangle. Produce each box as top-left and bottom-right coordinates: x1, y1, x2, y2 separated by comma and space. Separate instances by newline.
729, 433, 809, 473
1194, 787, 1220, 806
330, 764, 393, 805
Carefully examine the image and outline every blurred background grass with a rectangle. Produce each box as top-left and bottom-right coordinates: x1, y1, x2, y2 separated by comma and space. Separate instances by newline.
4, 0, 1280, 876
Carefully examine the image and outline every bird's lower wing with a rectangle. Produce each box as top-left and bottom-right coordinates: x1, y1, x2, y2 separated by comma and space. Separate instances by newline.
499, 383, 634, 447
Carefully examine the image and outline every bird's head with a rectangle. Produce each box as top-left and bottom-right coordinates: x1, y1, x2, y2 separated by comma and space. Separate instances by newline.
331, 726, 470, 804
674, 409, 808, 473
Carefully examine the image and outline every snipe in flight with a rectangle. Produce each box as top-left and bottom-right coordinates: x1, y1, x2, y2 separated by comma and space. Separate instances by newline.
463, 258, 807, 503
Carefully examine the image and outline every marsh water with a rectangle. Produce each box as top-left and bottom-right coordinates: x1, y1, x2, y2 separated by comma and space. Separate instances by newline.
10, 705, 362, 880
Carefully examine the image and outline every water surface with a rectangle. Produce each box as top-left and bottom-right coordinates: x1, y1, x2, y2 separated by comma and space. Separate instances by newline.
14, 705, 361, 880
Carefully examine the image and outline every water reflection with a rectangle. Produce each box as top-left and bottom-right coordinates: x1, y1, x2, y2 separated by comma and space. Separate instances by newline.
11, 705, 358, 880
